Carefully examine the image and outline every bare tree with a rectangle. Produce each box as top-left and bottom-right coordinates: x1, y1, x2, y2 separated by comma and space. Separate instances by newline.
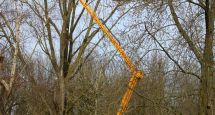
166, 1, 214, 114
117, 0, 214, 114
26, 0, 124, 114
0, 1, 24, 114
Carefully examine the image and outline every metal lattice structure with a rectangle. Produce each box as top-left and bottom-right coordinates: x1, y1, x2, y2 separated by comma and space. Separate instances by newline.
80, 0, 144, 114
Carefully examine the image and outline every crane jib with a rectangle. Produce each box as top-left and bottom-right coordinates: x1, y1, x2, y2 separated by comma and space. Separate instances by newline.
79, 0, 144, 115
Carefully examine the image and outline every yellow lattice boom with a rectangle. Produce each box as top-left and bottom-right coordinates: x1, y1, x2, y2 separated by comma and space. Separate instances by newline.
80, 0, 144, 114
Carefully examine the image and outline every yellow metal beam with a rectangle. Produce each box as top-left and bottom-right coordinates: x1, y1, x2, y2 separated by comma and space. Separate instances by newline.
79, 0, 144, 114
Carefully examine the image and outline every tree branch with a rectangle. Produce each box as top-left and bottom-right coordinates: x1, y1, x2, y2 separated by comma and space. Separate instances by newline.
168, 0, 203, 63
145, 24, 201, 80
187, 0, 206, 10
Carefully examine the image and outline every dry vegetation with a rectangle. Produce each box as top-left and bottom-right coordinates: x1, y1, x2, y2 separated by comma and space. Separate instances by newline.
0, 0, 214, 115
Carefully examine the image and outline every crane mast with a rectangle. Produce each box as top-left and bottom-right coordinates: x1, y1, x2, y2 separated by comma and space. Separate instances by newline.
79, 0, 144, 114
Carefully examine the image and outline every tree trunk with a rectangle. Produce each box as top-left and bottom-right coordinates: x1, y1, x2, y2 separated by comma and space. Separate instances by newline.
56, 75, 65, 115
200, 65, 214, 115
199, 1, 214, 114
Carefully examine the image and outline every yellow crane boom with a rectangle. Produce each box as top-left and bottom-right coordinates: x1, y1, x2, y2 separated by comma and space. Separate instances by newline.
79, 0, 144, 114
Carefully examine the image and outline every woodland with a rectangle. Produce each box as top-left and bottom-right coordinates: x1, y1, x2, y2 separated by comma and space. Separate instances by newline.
0, 0, 214, 115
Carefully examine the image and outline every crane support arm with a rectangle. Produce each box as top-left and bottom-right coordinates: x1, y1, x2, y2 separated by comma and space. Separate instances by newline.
79, 0, 144, 114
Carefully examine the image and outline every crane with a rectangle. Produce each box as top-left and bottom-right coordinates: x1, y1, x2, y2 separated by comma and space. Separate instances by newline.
79, 0, 144, 114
